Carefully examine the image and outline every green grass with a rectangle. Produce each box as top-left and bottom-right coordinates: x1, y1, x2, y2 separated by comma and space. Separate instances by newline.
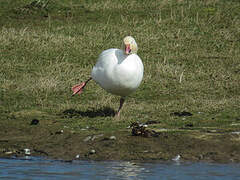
0, 0, 240, 132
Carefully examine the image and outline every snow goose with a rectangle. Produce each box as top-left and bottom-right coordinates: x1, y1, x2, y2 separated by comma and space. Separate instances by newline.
72, 36, 144, 117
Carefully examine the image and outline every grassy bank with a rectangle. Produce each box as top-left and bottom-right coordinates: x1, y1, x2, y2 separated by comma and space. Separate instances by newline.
0, 0, 240, 162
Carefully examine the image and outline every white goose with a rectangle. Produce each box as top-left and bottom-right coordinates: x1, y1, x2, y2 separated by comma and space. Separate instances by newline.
72, 36, 144, 116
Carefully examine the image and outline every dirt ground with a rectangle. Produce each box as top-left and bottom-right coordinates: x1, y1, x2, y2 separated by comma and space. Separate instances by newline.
1, 119, 240, 163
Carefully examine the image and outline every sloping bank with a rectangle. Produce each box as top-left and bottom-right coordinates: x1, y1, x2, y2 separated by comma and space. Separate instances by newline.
1, 119, 240, 163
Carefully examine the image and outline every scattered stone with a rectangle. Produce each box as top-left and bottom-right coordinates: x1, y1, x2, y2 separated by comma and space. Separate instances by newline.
142, 124, 148, 128
172, 154, 181, 161
81, 126, 90, 130
231, 132, 240, 135
55, 130, 64, 134
5, 151, 13, 155
109, 136, 116, 140
89, 149, 96, 154
83, 134, 104, 142
198, 154, 204, 160
231, 123, 240, 126
170, 111, 193, 117
83, 136, 92, 142
24, 148, 31, 155
92, 134, 104, 141
30, 119, 39, 125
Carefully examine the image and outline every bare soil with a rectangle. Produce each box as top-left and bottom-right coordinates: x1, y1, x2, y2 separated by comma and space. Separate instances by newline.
1, 118, 240, 163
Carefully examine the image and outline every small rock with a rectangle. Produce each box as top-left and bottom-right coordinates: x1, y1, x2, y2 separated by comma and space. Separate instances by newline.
109, 136, 116, 140
231, 123, 240, 126
231, 132, 240, 135
198, 154, 204, 160
76, 154, 80, 159
24, 148, 31, 155
91, 134, 104, 141
172, 154, 181, 161
5, 151, 13, 155
83, 136, 92, 142
55, 130, 64, 134
89, 149, 96, 154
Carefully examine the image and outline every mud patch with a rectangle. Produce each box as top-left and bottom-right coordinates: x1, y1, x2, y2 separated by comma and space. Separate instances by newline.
1, 118, 240, 163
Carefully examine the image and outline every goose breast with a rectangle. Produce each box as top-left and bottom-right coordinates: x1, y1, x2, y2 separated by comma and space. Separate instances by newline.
91, 48, 143, 97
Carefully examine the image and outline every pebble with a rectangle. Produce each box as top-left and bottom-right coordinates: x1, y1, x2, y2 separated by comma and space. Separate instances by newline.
83, 134, 104, 142
231, 132, 240, 135
55, 130, 64, 134
172, 154, 181, 161
24, 148, 31, 155
75, 154, 80, 159
5, 151, 13, 155
231, 123, 240, 126
109, 136, 116, 140
92, 134, 104, 141
89, 149, 96, 154
83, 136, 92, 142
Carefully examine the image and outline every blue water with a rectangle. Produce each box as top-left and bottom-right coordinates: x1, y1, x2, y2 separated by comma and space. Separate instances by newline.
0, 157, 240, 180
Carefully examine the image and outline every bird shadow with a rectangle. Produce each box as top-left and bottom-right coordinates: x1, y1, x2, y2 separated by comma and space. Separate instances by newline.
61, 107, 115, 118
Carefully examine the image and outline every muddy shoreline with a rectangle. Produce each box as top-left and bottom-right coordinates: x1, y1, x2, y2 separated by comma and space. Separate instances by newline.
1, 120, 240, 163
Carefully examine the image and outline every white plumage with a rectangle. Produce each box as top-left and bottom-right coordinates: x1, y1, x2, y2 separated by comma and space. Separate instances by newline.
72, 36, 144, 117
91, 48, 143, 97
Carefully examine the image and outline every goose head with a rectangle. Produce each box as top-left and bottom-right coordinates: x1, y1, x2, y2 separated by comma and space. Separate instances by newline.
122, 36, 138, 55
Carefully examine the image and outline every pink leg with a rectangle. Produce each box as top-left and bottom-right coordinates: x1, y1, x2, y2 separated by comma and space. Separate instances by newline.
72, 77, 92, 96
116, 97, 125, 117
